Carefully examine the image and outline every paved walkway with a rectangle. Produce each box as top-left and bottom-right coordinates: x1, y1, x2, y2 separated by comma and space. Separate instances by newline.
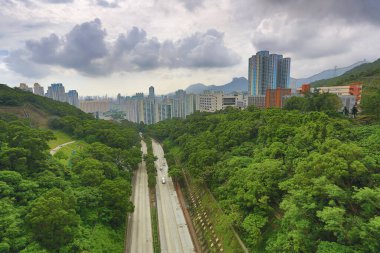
50, 141, 76, 155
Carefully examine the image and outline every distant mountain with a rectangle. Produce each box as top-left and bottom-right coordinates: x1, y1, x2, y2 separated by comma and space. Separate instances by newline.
185, 77, 248, 94
185, 83, 212, 94
311, 58, 380, 87
292, 60, 368, 88
184, 61, 369, 94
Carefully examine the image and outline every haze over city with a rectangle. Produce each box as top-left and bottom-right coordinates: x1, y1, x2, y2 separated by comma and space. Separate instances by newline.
1, 0, 380, 96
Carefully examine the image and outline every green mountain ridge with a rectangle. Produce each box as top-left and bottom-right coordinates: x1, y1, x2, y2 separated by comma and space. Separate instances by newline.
0, 83, 90, 120
311, 58, 380, 87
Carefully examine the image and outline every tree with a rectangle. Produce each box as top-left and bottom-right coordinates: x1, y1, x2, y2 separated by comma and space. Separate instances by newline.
168, 165, 183, 181
100, 179, 133, 226
313, 93, 342, 112
360, 82, 380, 119
284, 96, 308, 111
80, 169, 105, 186
26, 188, 79, 251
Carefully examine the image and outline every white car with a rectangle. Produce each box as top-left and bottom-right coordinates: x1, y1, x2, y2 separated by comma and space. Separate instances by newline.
161, 177, 166, 184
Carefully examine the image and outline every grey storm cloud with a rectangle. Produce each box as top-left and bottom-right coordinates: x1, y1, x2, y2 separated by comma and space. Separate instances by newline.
235, 0, 380, 26
95, 0, 119, 8
0, 50, 9, 56
178, 0, 204, 11
41, 0, 73, 3
5, 50, 50, 78
5, 19, 240, 77
25, 18, 108, 71
251, 17, 352, 59
232, 0, 380, 59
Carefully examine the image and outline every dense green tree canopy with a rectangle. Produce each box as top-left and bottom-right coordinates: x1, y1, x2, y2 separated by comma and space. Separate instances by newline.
149, 107, 380, 253
0, 113, 141, 252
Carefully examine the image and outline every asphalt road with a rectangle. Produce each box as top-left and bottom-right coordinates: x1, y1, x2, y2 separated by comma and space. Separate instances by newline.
50, 141, 76, 155
152, 139, 195, 253
125, 140, 154, 253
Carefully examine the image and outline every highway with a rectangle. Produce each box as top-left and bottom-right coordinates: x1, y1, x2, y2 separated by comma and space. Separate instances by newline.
125, 140, 154, 253
152, 139, 195, 253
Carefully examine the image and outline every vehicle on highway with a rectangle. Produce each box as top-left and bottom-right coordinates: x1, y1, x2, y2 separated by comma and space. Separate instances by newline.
161, 177, 166, 184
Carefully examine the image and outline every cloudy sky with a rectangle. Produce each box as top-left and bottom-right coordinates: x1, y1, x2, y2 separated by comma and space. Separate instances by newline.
1, 0, 379, 96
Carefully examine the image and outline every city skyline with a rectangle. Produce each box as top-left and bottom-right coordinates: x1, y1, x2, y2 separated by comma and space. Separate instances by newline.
1, 0, 380, 96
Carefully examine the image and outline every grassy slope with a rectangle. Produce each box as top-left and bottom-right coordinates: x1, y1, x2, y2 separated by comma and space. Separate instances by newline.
311, 58, 380, 87
0, 104, 50, 128
48, 130, 74, 149
53, 141, 88, 166
0, 83, 90, 121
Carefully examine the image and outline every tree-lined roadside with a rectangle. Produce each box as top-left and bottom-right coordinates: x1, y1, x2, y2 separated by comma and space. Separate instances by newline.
125, 140, 154, 253
148, 108, 380, 253
143, 137, 161, 253
0, 111, 141, 252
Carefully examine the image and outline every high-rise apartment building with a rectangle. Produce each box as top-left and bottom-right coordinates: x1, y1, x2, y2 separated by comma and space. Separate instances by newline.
46, 83, 67, 102
199, 91, 223, 112
33, 83, 44, 96
186, 94, 199, 116
80, 98, 110, 114
149, 86, 155, 98
173, 89, 187, 118
19, 83, 33, 92
248, 51, 291, 96
67, 90, 79, 108
144, 98, 155, 125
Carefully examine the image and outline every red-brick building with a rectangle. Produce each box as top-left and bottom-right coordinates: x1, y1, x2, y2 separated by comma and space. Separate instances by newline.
265, 88, 292, 108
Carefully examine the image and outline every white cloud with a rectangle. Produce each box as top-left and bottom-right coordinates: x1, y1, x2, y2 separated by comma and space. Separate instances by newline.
4, 19, 240, 77
0, 0, 380, 94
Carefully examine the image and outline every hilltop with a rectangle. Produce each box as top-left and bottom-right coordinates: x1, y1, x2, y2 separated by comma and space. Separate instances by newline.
311, 58, 380, 87
185, 77, 248, 94
292, 60, 367, 88
0, 83, 91, 126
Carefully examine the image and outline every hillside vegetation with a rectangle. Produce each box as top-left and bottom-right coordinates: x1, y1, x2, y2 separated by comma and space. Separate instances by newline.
149, 108, 380, 253
0, 84, 90, 120
308, 59, 380, 120
0, 85, 142, 252
311, 59, 380, 87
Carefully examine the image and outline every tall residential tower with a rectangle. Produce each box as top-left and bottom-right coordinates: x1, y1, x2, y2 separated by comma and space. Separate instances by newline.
248, 51, 291, 96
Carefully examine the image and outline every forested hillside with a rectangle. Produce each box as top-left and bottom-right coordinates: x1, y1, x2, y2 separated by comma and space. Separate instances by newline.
311, 59, 380, 87
306, 59, 380, 120
0, 86, 142, 252
149, 108, 380, 253
0, 84, 89, 119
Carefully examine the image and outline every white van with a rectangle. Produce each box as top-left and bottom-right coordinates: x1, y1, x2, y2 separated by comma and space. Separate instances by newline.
161, 177, 166, 184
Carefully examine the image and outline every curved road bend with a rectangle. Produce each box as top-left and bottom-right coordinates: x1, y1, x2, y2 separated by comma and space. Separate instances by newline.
50, 141, 76, 155
126, 140, 154, 253
152, 139, 195, 253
